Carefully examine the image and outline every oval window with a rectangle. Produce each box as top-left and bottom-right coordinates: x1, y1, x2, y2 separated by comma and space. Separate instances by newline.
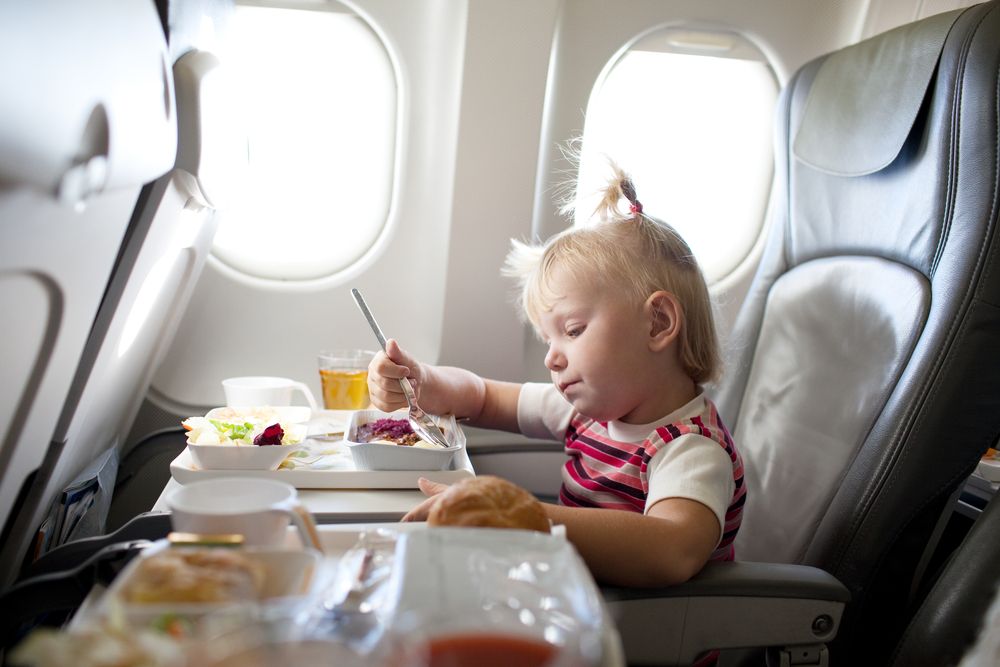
577, 29, 778, 284
212, 2, 397, 281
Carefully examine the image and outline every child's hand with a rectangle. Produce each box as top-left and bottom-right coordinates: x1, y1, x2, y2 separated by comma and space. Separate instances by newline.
400, 477, 450, 522
367, 339, 424, 412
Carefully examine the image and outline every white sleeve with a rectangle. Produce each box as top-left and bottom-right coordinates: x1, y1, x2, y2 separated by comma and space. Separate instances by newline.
644, 434, 735, 545
516, 382, 575, 441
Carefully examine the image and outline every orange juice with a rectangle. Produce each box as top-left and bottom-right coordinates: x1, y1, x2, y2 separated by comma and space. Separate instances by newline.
319, 368, 370, 409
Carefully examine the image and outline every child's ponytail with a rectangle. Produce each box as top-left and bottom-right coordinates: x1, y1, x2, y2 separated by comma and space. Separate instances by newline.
620, 176, 643, 216
591, 160, 645, 223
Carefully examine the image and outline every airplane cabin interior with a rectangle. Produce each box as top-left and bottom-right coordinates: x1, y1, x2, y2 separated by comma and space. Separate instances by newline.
1, 0, 999, 665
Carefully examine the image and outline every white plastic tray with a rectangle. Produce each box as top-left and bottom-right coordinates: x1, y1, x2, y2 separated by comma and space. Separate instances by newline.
169, 439, 475, 489
171, 408, 474, 489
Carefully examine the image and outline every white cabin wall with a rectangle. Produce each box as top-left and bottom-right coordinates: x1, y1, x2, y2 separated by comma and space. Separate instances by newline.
439, 0, 560, 380
862, 0, 982, 37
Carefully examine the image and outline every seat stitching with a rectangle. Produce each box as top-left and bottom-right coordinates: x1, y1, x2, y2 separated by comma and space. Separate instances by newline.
836, 3, 997, 576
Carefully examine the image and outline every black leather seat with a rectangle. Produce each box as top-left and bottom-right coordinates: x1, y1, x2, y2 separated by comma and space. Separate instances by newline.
604, 2, 1000, 664
889, 491, 1000, 667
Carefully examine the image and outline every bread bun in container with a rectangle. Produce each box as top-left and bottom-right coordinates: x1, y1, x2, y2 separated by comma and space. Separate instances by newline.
427, 475, 550, 533
122, 548, 265, 604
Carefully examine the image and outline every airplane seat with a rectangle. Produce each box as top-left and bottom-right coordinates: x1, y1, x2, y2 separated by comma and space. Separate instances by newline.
95, 34, 244, 533
0, 0, 241, 592
603, 2, 1000, 665
105, 428, 187, 532
465, 431, 567, 502
888, 490, 1000, 667
0, 0, 178, 590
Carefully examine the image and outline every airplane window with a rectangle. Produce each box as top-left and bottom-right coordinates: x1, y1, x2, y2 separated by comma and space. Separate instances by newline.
578, 30, 778, 284
212, 3, 396, 282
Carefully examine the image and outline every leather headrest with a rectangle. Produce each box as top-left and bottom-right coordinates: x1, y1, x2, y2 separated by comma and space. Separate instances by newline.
793, 8, 963, 177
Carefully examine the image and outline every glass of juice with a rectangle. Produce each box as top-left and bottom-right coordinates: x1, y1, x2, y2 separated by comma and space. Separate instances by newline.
318, 349, 376, 409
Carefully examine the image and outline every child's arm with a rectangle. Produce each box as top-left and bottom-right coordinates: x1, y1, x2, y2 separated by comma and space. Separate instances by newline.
545, 498, 720, 587
368, 339, 522, 432
404, 479, 719, 588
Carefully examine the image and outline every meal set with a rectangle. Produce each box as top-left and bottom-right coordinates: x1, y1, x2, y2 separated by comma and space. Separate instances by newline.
8, 382, 618, 666
12, 288, 614, 665
175, 404, 465, 481
174, 290, 463, 478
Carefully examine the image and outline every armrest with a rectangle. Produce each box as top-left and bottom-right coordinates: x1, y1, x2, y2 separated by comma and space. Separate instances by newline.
0, 539, 151, 650
601, 561, 850, 666
23, 512, 171, 579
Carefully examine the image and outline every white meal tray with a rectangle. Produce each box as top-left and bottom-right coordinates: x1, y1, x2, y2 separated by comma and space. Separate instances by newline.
169, 438, 475, 489
171, 409, 474, 489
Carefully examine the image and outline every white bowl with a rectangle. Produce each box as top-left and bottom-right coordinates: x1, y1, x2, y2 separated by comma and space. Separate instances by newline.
186, 442, 303, 471
186, 423, 307, 471
345, 409, 463, 471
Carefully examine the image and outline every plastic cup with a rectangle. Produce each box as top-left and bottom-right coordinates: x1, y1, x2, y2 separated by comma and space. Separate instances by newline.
168, 478, 322, 550
222, 376, 317, 410
318, 350, 376, 410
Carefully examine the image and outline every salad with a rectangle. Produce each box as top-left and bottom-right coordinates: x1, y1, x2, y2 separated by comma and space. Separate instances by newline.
181, 415, 302, 447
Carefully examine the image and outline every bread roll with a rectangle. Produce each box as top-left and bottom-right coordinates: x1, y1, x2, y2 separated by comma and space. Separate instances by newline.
427, 475, 550, 533
122, 548, 265, 604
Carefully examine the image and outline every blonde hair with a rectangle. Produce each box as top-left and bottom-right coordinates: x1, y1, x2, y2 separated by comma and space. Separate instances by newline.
503, 160, 721, 385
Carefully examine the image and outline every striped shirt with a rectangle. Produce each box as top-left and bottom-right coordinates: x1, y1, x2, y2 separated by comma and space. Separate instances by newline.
518, 385, 746, 561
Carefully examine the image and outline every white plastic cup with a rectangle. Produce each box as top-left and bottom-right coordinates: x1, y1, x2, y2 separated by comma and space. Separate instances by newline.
168, 478, 322, 550
222, 376, 318, 410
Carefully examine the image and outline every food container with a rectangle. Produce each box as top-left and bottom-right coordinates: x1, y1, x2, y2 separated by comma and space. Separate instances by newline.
186, 438, 304, 471
205, 405, 312, 424
185, 407, 309, 470
103, 541, 323, 632
376, 528, 607, 667
344, 409, 463, 471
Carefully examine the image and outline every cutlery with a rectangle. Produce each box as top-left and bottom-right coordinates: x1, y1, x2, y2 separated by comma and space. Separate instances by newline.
350, 288, 452, 449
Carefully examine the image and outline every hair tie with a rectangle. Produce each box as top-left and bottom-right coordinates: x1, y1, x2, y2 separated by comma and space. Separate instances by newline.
621, 178, 642, 216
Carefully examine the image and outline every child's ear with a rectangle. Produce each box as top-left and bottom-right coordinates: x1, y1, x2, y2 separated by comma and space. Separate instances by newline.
645, 291, 683, 351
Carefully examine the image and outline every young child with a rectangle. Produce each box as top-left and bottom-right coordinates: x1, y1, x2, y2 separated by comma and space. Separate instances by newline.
367, 161, 745, 589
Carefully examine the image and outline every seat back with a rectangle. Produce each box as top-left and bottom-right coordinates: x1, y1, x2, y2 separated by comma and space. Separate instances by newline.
712, 1, 1000, 661
890, 491, 1000, 666
0, 0, 176, 587
0, 0, 240, 588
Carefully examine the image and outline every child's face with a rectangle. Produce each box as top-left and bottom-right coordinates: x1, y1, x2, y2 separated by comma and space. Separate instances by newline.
536, 266, 662, 423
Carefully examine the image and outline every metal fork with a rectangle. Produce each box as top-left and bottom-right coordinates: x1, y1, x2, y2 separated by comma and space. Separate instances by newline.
350, 288, 452, 449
